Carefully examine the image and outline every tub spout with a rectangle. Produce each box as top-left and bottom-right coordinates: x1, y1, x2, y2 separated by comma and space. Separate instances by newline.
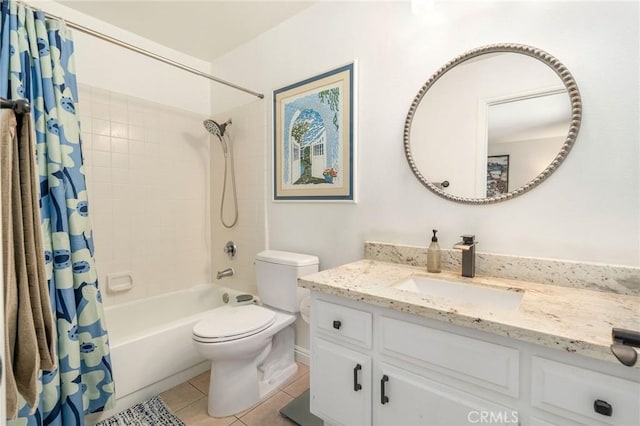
216, 267, 234, 280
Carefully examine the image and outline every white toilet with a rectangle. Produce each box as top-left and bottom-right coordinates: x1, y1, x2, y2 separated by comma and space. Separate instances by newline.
192, 250, 319, 418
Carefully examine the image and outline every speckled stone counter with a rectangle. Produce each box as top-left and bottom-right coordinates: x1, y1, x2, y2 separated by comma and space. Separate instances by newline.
365, 241, 640, 296
298, 259, 640, 367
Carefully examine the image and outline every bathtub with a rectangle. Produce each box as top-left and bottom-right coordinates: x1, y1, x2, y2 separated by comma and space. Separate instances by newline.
103, 284, 246, 406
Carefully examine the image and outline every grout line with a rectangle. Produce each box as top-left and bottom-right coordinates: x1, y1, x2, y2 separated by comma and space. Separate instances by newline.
188, 381, 206, 397
173, 395, 206, 417
236, 390, 284, 419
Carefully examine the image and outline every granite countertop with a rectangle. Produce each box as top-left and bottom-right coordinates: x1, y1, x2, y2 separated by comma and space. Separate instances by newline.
298, 259, 640, 367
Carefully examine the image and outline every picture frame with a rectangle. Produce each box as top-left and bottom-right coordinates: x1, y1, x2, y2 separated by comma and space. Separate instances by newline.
487, 155, 509, 197
273, 63, 355, 201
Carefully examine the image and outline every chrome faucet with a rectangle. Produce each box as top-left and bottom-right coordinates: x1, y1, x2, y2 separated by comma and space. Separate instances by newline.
216, 267, 234, 280
453, 235, 478, 278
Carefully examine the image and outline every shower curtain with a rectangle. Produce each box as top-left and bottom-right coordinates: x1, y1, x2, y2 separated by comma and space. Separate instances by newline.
1, 0, 115, 424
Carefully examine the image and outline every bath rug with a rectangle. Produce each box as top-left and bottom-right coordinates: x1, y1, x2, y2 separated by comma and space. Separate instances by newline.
95, 396, 185, 426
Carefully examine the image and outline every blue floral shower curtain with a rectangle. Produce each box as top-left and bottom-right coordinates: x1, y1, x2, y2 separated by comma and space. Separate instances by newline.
1, 1, 115, 424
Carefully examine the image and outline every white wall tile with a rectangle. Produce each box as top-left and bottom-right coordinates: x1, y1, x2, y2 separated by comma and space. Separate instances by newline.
128, 124, 145, 141
93, 151, 111, 168
110, 102, 128, 124
111, 169, 130, 185
93, 135, 111, 152
80, 117, 93, 134
91, 118, 111, 136
79, 83, 210, 307
110, 122, 128, 139
111, 153, 129, 169
93, 166, 113, 183
91, 102, 110, 120
210, 102, 266, 299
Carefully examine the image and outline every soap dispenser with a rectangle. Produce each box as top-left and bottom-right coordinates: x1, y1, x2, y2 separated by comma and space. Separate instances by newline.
427, 229, 442, 273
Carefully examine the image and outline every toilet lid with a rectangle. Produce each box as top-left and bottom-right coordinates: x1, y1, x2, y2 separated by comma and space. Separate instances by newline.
192, 304, 276, 341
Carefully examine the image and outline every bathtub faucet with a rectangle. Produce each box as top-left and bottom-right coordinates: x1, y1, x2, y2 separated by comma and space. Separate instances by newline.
216, 267, 234, 280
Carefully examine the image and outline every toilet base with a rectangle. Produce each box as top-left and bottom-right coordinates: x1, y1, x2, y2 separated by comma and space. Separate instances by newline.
206, 325, 298, 418
206, 358, 298, 418
258, 361, 298, 401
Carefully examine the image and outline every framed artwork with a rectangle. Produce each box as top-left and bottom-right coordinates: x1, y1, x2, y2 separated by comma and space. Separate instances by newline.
487, 155, 509, 197
273, 63, 355, 201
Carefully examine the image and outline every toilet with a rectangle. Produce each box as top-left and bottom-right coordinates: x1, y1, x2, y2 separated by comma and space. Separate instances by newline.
192, 250, 319, 418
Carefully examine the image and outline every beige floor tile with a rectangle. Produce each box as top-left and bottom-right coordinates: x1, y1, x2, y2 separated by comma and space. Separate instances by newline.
175, 397, 237, 426
160, 381, 205, 412
282, 373, 309, 398
229, 421, 247, 426
239, 391, 296, 426
190, 370, 211, 395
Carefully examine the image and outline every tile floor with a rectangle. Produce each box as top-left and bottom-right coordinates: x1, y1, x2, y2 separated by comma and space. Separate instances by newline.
160, 363, 309, 426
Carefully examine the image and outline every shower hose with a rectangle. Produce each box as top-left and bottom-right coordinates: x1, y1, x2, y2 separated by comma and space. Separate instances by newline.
220, 133, 239, 228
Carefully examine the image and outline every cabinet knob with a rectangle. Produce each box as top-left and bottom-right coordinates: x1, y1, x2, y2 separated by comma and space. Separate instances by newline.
333, 320, 342, 330
594, 399, 612, 417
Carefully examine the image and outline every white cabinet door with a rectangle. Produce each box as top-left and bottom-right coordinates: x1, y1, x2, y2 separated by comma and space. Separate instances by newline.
311, 337, 372, 426
374, 362, 518, 426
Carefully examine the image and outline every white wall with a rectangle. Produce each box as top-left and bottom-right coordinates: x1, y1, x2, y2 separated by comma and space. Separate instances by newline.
210, 0, 639, 271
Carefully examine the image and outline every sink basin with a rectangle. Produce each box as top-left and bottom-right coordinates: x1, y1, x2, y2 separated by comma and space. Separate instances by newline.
392, 276, 523, 311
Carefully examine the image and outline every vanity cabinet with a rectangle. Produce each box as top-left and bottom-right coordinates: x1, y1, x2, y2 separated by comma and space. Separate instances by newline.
312, 338, 372, 425
309, 293, 640, 426
311, 300, 373, 425
310, 296, 519, 426
374, 362, 517, 426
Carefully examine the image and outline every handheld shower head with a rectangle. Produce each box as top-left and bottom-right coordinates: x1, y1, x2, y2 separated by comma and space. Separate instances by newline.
203, 118, 231, 140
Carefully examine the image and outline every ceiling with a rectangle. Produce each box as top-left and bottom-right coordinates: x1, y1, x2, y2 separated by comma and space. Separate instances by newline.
58, 1, 315, 62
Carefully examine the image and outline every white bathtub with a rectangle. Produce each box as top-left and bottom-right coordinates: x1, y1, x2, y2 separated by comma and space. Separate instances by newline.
103, 284, 245, 406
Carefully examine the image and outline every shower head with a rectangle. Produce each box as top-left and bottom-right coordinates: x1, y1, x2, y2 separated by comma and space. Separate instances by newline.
203, 118, 231, 140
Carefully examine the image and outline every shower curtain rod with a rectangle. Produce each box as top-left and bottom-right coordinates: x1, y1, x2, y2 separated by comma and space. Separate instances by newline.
40, 9, 265, 99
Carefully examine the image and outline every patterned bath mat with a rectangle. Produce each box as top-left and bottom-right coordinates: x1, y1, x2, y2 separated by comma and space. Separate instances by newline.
95, 396, 185, 426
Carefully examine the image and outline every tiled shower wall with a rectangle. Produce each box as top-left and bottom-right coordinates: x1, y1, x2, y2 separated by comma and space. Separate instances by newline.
78, 84, 211, 307
210, 100, 267, 297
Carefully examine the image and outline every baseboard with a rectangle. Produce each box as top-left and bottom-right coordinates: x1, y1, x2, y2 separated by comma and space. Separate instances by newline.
295, 345, 310, 366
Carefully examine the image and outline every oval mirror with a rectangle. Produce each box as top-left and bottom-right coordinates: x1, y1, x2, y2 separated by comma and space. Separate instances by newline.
404, 44, 581, 204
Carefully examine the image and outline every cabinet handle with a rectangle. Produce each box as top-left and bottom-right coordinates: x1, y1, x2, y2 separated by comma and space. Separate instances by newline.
353, 364, 362, 391
333, 320, 342, 330
381, 375, 389, 404
594, 399, 612, 416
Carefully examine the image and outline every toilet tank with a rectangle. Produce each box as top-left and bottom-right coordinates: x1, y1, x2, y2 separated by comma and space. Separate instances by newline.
255, 250, 319, 313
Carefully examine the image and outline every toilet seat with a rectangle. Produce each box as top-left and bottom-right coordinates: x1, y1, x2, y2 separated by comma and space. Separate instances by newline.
193, 304, 276, 343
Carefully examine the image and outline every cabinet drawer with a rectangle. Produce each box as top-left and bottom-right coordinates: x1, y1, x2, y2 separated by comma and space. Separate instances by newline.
531, 356, 640, 425
380, 316, 519, 397
315, 299, 372, 349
